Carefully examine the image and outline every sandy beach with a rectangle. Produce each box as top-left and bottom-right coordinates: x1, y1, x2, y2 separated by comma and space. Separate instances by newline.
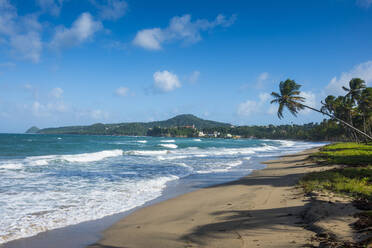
87, 147, 361, 248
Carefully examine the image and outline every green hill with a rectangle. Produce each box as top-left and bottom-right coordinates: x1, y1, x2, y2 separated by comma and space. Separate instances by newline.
25, 126, 40, 134
31, 114, 231, 136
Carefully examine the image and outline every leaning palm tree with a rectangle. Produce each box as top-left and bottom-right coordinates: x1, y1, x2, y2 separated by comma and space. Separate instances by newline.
359, 87, 372, 135
271, 79, 372, 140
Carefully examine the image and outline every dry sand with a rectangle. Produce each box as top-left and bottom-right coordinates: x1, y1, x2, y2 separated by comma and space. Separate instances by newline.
88, 148, 363, 248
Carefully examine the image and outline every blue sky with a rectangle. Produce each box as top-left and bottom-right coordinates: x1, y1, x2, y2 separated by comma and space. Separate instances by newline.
0, 0, 372, 132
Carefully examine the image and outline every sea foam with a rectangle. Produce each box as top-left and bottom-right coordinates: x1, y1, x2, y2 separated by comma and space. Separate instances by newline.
160, 139, 176, 143
0, 175, 178, 244
159, 144, 178, 149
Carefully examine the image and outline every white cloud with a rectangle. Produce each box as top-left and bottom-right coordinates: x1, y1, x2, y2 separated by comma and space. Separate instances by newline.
189, 70, 200, 83
30, 100, 67, 117
10, 31, 42, 62
0, 0, 17, 37
256, 72, 269, 89
299, 91, 317, 114
133, 28, 163, 50
90, 109, 108, 119
237, 100, 259, 116
31, 101, 43, 116
0, 2, 43, 62
133, 14, 236, 50
325, 61, 372, 95
115, 86, 129, 96
50, 87, 63, 98
153, 70, 181, 92
24, 83, 33, 90
92, 0, 127, 21
240, 72, 270, 90
237, 92, 271, 117
36, 0, 64, 16
258, 72, 269, 81
268, 104, 277, 115
50, 12, 102, 49
258, 92, 270, 102
356, 0, 372, 8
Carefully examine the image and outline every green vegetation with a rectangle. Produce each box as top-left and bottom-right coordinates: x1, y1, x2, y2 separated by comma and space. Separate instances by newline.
299, 143, 372, 201
271, 78, 372, 141
29, 116, 368, 141
25, 126, 40, 134
311, 142, 372, 165
35, 114, 231, 136
300, 166, 372, 201
147, 126, 198, 137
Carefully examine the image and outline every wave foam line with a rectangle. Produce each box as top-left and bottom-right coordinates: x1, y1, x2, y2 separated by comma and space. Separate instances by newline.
60, 149, 124, 163
0, 150, 124, 169
160, 140, 175, 143
159, 144, 178, 149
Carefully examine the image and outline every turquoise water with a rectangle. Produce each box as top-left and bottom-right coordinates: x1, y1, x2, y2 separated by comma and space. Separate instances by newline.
0, 134, 324, 244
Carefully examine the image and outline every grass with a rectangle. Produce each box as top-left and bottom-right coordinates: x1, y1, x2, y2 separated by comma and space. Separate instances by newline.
310, 142, 372, 166
299, 142, 372, 201
299, 166, 372, 200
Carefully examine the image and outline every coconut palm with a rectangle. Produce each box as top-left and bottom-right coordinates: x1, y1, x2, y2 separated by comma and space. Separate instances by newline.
270, 79, 305, 119
359, 87, 372, 135
271, 79, 372, 140
320, 95, 336, 116
342, 78, 366, 104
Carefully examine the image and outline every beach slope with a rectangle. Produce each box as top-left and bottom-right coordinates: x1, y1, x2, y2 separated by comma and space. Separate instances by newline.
88, 148, 340, 248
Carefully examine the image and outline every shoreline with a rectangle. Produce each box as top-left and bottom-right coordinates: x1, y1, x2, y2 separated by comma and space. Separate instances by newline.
87, 147, 336, 248
1, 152, 269, 248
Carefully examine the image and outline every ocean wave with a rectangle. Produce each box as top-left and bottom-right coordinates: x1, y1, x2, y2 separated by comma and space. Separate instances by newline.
59, 150, 124, 163
196, 160, 245, 174
156, 155, 188, 161
136, 140, 147, 143
159, 144, 178, 149
0, 175, 178, 245
0, 150, 124, 169
160, 139, 175, 143
0, 163, 24, 170
277, 140, 295, 147
127, 145, 279, 159
126, 150, 170, 156
193, 139, 202, 142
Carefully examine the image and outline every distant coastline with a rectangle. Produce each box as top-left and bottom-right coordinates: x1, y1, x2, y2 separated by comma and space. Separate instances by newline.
26, 114, 351, 142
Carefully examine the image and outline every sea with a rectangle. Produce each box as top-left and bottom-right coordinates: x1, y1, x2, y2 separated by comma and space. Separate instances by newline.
0, 133, 325, 245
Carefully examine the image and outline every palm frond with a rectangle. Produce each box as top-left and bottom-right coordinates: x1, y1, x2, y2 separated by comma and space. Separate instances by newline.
271, 92, 281, 98
277, 103, 284, 119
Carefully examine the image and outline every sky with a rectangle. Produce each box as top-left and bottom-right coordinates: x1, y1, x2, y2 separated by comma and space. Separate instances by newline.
0, 0, 372, 133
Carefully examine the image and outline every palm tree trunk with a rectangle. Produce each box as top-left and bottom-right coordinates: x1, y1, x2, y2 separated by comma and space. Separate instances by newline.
349, 111, 359, 143
300, 104, 372, 141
